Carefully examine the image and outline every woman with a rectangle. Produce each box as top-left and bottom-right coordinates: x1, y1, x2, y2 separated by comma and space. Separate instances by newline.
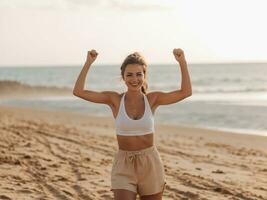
73, 48, 192, 200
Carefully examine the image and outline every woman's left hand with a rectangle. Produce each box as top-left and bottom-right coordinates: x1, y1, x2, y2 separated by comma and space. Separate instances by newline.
173, 48, 186, 63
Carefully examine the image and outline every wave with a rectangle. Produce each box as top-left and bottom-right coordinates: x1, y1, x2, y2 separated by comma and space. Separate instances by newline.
193, 87, 267, 94
0, 80, 72, 99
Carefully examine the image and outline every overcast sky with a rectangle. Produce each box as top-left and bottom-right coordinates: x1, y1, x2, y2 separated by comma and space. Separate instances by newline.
1, 0, 266, 66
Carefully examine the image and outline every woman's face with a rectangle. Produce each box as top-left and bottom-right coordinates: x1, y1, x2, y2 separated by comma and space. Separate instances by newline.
123, 64, 145, 92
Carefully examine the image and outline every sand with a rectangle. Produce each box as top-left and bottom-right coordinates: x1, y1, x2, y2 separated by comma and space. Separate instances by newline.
0, 105, 266, 200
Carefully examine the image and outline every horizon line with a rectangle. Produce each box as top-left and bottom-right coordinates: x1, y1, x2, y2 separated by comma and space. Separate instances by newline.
0, 61, 267, 68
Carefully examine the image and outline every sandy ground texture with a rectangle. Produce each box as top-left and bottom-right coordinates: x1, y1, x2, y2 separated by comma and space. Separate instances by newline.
0, 105, 267, 200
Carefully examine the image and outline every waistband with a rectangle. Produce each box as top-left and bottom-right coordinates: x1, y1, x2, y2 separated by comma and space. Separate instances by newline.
117, 145, 157, 156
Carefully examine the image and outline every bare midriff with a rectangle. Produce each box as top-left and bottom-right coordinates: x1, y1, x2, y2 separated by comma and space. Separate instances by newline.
116, 133, 154, 151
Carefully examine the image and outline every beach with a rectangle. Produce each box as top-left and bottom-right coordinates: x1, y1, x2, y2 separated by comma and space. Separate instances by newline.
0, 105, 266, 200
2, 0, 267, 199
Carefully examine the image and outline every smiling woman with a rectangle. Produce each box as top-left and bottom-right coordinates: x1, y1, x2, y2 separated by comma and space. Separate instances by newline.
73, 48, 192, 200
120, 52, 148, 95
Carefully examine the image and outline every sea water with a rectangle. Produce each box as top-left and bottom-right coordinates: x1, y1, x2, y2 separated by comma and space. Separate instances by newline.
0, 63, 266, 136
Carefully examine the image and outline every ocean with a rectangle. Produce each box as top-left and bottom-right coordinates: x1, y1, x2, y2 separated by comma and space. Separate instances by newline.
0, 63, 267, 136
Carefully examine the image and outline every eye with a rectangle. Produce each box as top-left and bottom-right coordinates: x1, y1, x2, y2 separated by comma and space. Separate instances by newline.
126, 74, 132, 77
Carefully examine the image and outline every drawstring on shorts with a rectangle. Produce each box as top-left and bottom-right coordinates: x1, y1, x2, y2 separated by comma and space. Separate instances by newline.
127, 151, 143, 163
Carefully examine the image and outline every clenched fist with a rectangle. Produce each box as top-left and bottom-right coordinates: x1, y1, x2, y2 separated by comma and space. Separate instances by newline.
86, 49, 98, 64
173, 48, 185, 63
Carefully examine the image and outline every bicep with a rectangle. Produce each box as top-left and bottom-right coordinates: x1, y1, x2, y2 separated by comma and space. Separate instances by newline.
73, 90, 117, 105
153, 90, 191, 106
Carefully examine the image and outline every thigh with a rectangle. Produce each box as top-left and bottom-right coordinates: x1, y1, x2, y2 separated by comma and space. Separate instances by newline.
113, 189, 137, 200
137, 149, 166, 196
140, 191, 163, 200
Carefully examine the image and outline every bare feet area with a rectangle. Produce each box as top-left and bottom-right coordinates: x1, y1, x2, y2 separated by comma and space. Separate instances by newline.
0, 105, 266, 199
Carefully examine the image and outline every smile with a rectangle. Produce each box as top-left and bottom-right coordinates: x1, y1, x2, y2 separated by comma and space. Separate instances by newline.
130, 83, 139, 87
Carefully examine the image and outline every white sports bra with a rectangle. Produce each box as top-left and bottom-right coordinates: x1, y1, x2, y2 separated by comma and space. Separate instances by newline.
115, 92, 155, 136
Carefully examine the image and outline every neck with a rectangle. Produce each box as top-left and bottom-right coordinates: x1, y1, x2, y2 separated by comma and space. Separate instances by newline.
125, 90, 144, 100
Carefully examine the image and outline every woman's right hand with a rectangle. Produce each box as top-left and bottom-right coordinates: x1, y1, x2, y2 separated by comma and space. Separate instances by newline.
86, 49, 98, 64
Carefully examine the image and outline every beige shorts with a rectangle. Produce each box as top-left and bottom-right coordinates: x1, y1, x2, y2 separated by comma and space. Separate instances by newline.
110, 145, 166, 196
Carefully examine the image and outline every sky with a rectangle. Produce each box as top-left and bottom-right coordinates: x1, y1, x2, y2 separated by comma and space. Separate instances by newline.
1, 0, 267, 66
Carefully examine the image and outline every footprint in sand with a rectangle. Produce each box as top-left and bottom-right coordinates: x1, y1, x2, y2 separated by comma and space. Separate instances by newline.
62, 189, 74, 197
49, 163, 60, 168
54, 175, 68, 181
212, 169, 225, 174
0, 195, 12, 200
84, 157, 91, 162
100, 158, 112, 166
17, 189, 32, 194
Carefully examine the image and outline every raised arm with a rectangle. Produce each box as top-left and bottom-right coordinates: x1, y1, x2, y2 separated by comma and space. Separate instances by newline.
150, 48, 192, 106
73, 50, 118, 105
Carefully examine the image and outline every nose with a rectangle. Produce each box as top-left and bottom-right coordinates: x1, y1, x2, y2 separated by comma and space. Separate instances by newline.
130, 75, 138, 81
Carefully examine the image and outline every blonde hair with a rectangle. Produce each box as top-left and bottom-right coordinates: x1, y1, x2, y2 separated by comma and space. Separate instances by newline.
120, 52, 148, 94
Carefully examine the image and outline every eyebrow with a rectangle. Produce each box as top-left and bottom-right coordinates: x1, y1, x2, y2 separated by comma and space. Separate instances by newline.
126, 72, 143, 74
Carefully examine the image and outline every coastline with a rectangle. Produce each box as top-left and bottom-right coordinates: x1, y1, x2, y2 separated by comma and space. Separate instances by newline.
1, 79, 267, 137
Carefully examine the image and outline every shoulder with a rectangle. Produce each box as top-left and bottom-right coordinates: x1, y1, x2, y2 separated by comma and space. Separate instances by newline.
146, 91, 161, 107
146, 91, 161, 100
105, 91, 124, 107
104, 91, 122, 100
